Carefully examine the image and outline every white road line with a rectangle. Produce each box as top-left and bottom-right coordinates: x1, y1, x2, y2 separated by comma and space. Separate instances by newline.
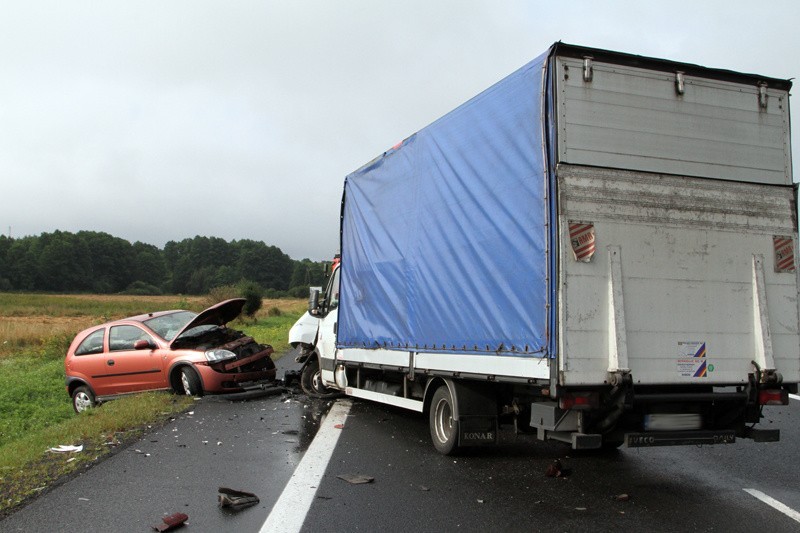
790, 394, 800, 401
743, 488, 800, 524
260, 399, 352, 533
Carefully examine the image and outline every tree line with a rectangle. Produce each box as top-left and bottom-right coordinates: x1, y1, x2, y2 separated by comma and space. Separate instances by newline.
0, 231, 329, 296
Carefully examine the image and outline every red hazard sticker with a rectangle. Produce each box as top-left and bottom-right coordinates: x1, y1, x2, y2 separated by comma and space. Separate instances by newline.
774, 236, 796, 273
569, 223, 595, 262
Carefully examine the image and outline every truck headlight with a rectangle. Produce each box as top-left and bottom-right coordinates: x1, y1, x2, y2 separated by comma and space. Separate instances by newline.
205, 349, 236, 363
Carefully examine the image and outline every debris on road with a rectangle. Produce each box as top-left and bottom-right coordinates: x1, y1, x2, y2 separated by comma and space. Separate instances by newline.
545, 459, 568, 478
218, 487, 260, 510
152, 512, 188, 532
337, 474, 374, 485
48, 444, 83, 453
613, 494, 630, 502
283, 370, 301, 387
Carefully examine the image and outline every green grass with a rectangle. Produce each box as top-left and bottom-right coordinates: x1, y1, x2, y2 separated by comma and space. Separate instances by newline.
235, 310, 305, 356
0, 293, 305, 517
0, 393, 193, 512
0, 292, 203, 318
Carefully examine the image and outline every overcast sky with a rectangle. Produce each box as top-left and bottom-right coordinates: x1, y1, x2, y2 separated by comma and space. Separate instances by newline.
2, 1, 799, 261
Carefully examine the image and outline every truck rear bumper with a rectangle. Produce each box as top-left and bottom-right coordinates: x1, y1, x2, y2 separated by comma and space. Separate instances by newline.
624, 430, 736, 448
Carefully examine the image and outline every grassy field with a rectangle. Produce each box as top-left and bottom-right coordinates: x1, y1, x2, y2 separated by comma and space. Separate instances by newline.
0, 292, 306, 516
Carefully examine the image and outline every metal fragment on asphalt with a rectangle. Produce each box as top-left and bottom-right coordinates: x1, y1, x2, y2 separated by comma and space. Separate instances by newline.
218, 487, 260, 510
337, 474, 374, 484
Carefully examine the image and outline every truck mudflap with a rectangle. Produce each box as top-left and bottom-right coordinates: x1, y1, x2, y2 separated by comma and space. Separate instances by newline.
624, 430, 736, 448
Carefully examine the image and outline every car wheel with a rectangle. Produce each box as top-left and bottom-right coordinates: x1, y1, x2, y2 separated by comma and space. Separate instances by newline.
72, 386, 96, 414
179, 366, 203, 397
300, 357, 339, 398
429, 385, 459, 455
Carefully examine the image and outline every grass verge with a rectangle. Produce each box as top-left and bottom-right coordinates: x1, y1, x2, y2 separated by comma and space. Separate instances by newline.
0, 392, 193, 516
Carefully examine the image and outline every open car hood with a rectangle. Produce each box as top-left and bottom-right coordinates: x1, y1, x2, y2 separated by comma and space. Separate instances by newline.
169, 298, 246, 347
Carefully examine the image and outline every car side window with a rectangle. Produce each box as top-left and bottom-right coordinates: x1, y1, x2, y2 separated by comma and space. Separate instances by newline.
75, 329, 105, 356
110, 325, 154, 352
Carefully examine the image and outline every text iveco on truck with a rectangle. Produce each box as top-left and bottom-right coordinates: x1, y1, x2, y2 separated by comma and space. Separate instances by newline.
292, 43, 799, 454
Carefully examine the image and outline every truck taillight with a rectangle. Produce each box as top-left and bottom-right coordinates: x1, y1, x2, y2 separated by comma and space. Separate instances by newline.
559, 392, 600, 410
758, 389, 789, 406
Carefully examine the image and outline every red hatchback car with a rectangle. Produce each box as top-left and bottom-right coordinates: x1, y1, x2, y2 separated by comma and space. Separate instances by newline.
65, 299, 276, 412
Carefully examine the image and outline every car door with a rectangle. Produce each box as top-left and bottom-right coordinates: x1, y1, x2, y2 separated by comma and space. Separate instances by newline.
104, 325, 166, 393
68, 327, 114, 396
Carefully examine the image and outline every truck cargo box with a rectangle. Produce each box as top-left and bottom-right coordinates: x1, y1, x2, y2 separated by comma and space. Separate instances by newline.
337, 43, 798, 388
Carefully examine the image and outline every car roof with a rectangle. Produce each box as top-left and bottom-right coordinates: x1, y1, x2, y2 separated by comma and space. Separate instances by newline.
124, 309, 190, 323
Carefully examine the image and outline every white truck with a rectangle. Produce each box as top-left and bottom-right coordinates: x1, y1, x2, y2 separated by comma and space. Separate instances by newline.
291, 43, 799, 454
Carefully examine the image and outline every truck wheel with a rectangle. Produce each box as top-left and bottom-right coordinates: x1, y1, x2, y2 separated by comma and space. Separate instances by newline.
300, 357, 339, 398
430, 386, 459, 455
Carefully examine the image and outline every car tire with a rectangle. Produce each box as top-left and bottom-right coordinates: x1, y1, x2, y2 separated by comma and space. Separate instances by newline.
179, 366, 203, 397
429, 385, 459, 455
72, 386, 96, 414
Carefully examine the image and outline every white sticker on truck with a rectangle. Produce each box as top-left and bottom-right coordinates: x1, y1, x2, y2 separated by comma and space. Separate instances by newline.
677, 341, 708, 378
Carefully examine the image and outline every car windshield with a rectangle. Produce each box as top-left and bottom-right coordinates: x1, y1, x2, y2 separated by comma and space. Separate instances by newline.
178, 324, 220, 340
143, 311, 197, 341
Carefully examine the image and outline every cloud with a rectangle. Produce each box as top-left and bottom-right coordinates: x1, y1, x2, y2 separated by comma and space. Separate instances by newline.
1, 1, 798, 260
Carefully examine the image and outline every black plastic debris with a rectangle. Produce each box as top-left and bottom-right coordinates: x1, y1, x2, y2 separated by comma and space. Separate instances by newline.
283, 370, 301, 387
218, 487, 260, 510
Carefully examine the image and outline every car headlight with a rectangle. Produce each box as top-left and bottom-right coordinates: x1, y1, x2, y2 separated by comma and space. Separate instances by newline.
205, 349, 236, 363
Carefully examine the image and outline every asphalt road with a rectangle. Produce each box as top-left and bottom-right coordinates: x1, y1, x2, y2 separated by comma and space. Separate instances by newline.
2, 354, 799, 532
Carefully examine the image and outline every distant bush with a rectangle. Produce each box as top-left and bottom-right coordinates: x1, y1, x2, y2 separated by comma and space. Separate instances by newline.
121, 281, 163, 296
267, 306, 282, 317
203, 284, 238, 308
264, 288, 288, 299
238, 280, 263, 318
288, 286, 311, 298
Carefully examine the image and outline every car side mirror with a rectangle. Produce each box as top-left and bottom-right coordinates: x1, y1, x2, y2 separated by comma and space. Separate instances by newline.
134, 339, 153, 350
308, 287, 321, 315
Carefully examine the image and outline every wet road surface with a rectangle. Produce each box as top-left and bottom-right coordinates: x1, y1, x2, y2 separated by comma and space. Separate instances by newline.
2, 353, 799, 532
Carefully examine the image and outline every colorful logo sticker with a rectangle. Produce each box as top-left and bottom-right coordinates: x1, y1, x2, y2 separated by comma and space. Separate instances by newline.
774, 236, 796, 273
677, 341, 708, 378
693, 360, 707, 378
569, 222, 595, 262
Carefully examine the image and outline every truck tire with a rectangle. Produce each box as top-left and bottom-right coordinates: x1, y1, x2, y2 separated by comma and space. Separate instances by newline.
300, 357, 339, 398
430, 385, 459, 455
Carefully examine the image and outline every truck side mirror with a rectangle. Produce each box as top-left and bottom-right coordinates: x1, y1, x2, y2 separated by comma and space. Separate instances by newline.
308, 288, 321, 315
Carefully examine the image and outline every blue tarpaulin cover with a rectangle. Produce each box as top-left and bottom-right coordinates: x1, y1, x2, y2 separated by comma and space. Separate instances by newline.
338, 49, 552, 357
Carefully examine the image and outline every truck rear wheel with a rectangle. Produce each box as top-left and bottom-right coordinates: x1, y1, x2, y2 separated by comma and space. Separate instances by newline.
430, 386, 459, 455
